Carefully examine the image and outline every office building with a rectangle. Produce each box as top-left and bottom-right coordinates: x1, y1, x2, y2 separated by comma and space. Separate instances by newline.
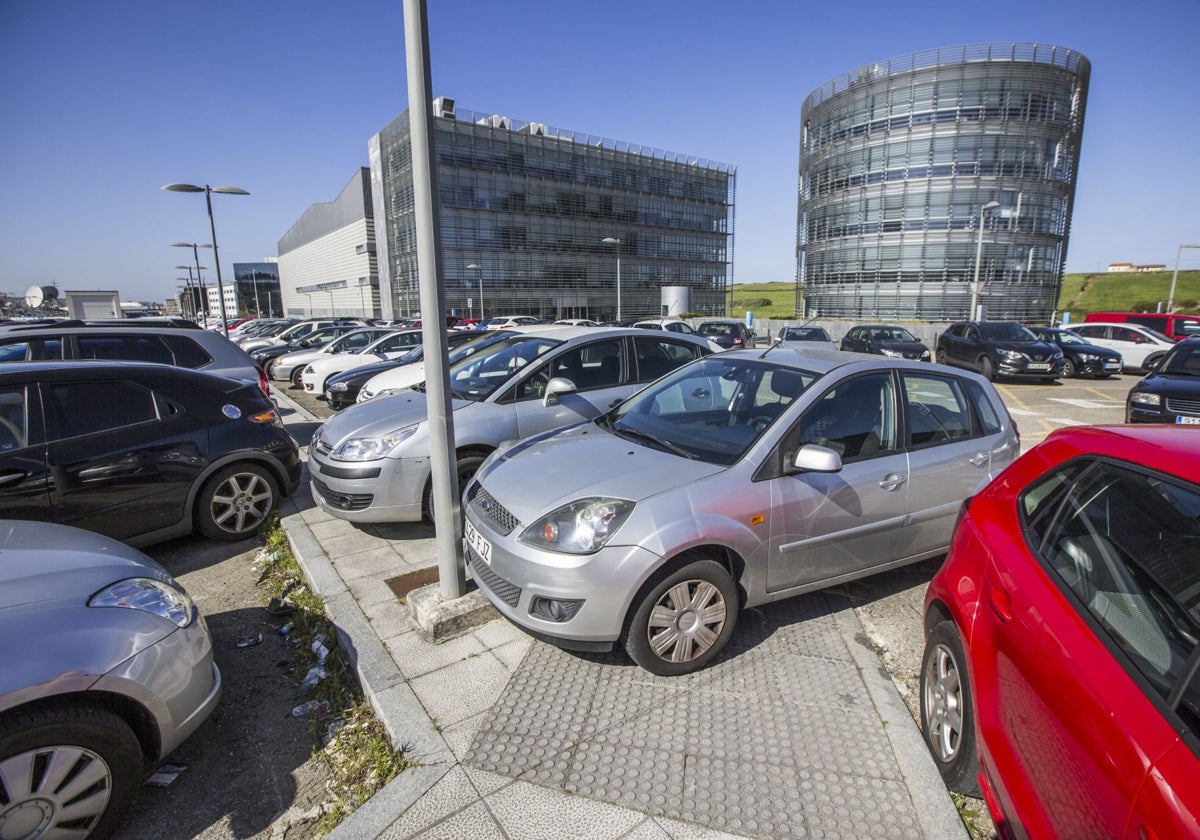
232, 262, 282, 318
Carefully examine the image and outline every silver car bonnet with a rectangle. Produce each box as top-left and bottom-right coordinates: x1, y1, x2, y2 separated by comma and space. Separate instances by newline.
476, 423, 724, 524
317, 389, 441, 446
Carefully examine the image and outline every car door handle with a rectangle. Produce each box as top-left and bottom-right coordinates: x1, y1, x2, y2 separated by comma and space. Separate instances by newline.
989, 585, 1013, 622
878, 473, 907, 491
0, 470, 28, 487
969, 452, 989, 467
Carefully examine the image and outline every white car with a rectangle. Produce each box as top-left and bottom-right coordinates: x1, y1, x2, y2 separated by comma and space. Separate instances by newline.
302, 329, 423, 396
775, 325, 839, 352
239, 319, 366, 353
1069, 322, 1176, 372
632, 318, 697, 335
553, 319, 601, 327
484, 316, 540, 329
270, 327, 395, 387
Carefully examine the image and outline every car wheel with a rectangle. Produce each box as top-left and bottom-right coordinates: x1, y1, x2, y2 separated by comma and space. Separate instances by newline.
977, 356, 994, 380
935, 348, 948, 365
422, 449, 488, 521
196, 463, 280, 541
0, 705, 143, 840
624, 558, 739, 676
1062, 358, 1077, 378
290, 367, 305, 389
920, 621, 981, 796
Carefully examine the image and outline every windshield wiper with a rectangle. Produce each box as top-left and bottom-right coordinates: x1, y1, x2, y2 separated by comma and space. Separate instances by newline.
611, 423, 697, 459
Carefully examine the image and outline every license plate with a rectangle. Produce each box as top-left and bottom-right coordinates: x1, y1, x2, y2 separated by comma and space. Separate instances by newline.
1027, 363, 1051, 371
464, 518, 492, 565
1177, 416, 1200, 425
1103, 361, 1120, 368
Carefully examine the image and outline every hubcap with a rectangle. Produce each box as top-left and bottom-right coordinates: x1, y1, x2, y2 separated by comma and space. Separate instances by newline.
0, 746, 111, 840
211, 473, 273, 534
923, 644, 964, 762
646, 579, 727, 664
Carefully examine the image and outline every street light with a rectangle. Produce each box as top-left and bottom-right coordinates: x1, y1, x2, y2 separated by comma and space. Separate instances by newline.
467, 263, 484, 321
970, 201, 1001, 320
175, 280, 192, 319
173, 256, 210, 321
1168, 242, 1200, 313
174, 265, 199, 319
163, 183, 249, 333
602, 237, 621, 321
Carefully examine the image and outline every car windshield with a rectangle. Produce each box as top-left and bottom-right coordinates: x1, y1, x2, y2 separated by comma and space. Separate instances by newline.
978, 322, 1037, 341
604, 356, 820, 466
698, 323, 738, 336
1052, 330, 1088, 345
781, 327, 830, 342
442, 335, 562, 401
1159, 344, 1200, 376
872, 327, 918, 342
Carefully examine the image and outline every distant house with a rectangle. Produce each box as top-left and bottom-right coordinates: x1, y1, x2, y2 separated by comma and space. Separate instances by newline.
1108, 262, 1167, 273
1108, 263, 1134, 272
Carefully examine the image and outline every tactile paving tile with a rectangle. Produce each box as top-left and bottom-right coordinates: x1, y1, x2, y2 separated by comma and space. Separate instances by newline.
463, 594, 925, 838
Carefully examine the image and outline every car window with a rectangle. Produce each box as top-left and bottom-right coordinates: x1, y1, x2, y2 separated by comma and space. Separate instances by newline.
0, 387, 29, 451
633, 336, 706, 382
163, 336, 214, 369
964, 379, 1003, 435
902, 372, 974, 446
514, 338, 625, 400
373, 332, 421, 353
1029, 460, 1200, 726
77, 334, 174, 365
43, 380, 159, 439
794, 372, 897, 461
1111, 327, 1140, 343
0, 337, 64, 362
1160, 344, 1200, 375
450, 336, 561, 401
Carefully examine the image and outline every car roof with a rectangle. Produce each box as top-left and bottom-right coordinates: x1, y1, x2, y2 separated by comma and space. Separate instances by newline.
1036, 425, 1200, 476
0, 359, 248, 389
716, 345, 915, 375
0, 323, 213, 337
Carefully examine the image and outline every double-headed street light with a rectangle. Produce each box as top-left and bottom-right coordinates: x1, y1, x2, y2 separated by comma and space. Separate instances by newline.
163, 183, 249, 332
602, 237, 622, 321
1168, 242, 1200, 313
970, 201, 1001, 320
467, 263, 484, 321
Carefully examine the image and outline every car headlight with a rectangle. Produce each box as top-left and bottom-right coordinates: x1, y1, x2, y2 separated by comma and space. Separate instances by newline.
328, 381, 348, 391
520, 497, 634, 554
1129, 392, 1162, 407
920, 350, 931, 361
89, 578, 196, 628
332, 425, 417, 460
879, 348, 903, 358
1078, 353, 1099, 362
304, 364, 315, 373
999, 350, 1023, 362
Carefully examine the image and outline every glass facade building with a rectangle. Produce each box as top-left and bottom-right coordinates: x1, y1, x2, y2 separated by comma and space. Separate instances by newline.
369, 100, 735, 322
232, 262, 282, 318
798, 43, 1089, 322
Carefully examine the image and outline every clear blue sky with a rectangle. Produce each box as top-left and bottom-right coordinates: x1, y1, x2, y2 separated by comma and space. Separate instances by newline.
2, 0, 1197, 304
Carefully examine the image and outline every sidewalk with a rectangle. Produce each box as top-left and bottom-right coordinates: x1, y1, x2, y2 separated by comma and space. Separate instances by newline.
274, 390, 967, 840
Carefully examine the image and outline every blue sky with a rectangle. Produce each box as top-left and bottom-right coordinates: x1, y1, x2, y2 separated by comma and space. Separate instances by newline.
2, 0, 1197, 304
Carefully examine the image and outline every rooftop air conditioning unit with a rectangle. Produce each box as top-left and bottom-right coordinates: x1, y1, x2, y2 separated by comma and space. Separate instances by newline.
477, 114, 512, 130
433, 96, 455, 118
520, 122, 548, 136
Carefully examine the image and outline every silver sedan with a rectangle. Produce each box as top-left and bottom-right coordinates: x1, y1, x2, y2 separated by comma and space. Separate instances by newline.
463, 349, 1020, 675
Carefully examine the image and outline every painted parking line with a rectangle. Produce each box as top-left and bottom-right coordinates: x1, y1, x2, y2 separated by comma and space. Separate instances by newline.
1046, 397, 1123, 409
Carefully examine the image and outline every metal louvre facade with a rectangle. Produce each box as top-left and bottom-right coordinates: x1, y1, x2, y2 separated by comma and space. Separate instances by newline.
798, 43, 1089, 322
369, 103, 735, 321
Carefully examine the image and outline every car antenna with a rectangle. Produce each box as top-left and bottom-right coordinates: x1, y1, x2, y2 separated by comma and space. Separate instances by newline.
759, 315, 819, 359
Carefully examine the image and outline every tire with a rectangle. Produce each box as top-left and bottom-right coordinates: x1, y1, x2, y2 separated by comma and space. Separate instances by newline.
935, 348, 948, 365
196, 462, 280, 541
422, 450, 487, 521
624, 558, 739, 676
1063, 358, 1077, 378
920, 621, 981, 796
0, 704, 144, 840
290, 366, 305, 389
977, 355, 994, 381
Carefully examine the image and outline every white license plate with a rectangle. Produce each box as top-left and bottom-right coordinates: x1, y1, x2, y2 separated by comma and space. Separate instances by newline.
464, 518, 492, 565
1177, 416, 1200, 425
1027, 363, 1051, 371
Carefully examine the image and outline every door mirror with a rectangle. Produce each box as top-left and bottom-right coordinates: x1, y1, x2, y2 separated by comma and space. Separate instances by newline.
542, 376, 577, 407
786, 443, 843, 475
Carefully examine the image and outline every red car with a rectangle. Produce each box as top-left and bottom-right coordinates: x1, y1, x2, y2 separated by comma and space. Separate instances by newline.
920, 425, 1200, 839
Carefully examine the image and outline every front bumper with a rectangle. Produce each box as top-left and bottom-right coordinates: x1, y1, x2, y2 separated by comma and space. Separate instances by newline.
995, 358, 1064, 379
1127, 396, 1200, 424
307, 448, 426, 522
1077, 357, 1122, 377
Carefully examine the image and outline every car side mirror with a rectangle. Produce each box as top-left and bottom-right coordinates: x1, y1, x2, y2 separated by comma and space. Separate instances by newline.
542, 376, 577, 407
785, 443, 843, 475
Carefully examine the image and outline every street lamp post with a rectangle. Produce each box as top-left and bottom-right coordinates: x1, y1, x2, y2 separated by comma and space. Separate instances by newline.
176, 281, 191, 319
467, 263, 484, 321
1168, 242, 1200, 313
970, 201, 1001, 320
163, 183, 249, 333
174, 258, 209, 320
602, 238, 622, 321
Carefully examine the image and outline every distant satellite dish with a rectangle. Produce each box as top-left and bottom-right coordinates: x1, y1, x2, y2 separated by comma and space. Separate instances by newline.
24, 285, 58, 308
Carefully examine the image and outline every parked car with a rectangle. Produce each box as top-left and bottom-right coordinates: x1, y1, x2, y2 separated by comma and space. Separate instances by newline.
327, 330, 489, 408
1083, 311, 1200, 341
553, 319, 601, 327
0, 520, 222, 839
919, 425, 1200, 838
231, 319, 298, 345
1070, 322, 1175, 373
775, 325, 838, 351
0, 320, 269, 395
462, 348, 1020, 675
309, 328, 714, 523
1035, 327, 1123, 378
935, 321, 1064, 381
238, 319, 367, 353
840, 324, 931, 361
356, 329, 521, 403
0, 361, 301, 546
482, 316, 540, 329
269, 327, 395, 387
697, 319, 758, 350
1126, 336, 1200, 423
249, 325, 362, 372
632, 318, 697, 335
302, 329, 422, 396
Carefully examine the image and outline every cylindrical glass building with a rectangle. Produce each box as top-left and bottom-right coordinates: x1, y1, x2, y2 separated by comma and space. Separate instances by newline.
797, 43, 1089, 322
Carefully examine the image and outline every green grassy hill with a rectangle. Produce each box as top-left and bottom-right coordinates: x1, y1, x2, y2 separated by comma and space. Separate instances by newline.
730, 272, 1200, 320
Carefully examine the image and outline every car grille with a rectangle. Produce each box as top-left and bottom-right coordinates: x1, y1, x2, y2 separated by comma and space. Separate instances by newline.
311, 477, 373, 511
312, 434, 333, 458
465, 481, 519, 536
1166, 396, 1200, 416
468, 548, 521, 608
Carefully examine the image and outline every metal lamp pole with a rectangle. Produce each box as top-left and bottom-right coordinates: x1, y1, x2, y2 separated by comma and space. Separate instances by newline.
970, 201, 1001, 320
1168, 242, 1200, 313
164, 183, 249, 333
602, 237, 622, 320
174, 264, 204, 320
173, 251, 210, 320
467, 263, 484, 321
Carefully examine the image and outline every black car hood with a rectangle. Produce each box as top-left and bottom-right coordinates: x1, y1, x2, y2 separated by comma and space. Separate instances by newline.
1131, 372, 1200, 398
990, 340, 1059, 360
1061, 343, 1121, 359
878, 340, 928, 354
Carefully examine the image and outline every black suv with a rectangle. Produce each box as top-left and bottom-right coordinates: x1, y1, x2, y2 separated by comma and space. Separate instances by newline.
0, 361, 301, 546
935, 321, 1064, 382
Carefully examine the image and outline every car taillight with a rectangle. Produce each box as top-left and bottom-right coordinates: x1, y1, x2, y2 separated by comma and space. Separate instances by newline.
258, 367, 270, 396
733, 337, 743, 346
249, 409, 282, 426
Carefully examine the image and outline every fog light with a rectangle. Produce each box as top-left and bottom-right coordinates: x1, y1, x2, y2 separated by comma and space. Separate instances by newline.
530, 596, 584, 623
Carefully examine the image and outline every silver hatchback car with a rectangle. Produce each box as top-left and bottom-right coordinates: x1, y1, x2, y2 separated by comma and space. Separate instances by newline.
462, 348, 1020, 675
309, 327, 713, 523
